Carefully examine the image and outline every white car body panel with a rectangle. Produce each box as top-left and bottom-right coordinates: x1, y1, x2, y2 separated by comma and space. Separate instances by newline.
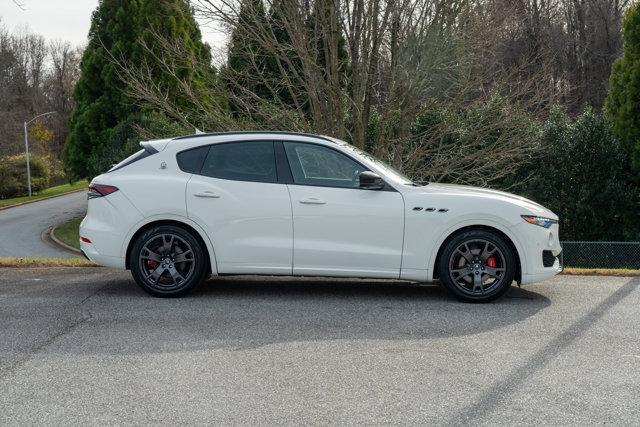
186, 175, 293, 275
287, 184, 404, 278
80, 132, 562, 287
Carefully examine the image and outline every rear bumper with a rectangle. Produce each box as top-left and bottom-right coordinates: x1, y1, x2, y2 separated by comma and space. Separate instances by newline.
79, 236, 125, 269
79, 191, 142, 270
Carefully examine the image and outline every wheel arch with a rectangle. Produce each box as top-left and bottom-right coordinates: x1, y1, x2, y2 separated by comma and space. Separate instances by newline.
123, 216, 218, 275
430, 224, 523, 284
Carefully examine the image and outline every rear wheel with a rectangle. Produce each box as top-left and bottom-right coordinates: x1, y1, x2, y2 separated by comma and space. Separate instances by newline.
438, 229, 516, 303
130, 225, 208, 297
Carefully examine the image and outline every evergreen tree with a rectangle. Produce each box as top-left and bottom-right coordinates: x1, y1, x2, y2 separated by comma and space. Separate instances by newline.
64, 0, 214, 178
266, 0, 303, 109
64, 0, 141, 178
226, 0, 271, 113
605, 3, 640, 174
138, 0, 214, 111
307, 0, 348, 81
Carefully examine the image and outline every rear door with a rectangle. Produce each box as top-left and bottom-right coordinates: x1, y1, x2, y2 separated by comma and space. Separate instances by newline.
185, 141, 293, 275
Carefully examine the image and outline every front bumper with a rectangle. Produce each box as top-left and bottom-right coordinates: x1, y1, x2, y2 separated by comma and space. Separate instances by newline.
514, 221, 563, 285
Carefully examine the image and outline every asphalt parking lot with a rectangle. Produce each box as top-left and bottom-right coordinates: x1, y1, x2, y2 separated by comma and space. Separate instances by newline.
0, 268, 638, 424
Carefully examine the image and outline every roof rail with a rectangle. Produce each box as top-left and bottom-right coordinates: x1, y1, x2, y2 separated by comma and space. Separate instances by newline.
172, 131, 336, 143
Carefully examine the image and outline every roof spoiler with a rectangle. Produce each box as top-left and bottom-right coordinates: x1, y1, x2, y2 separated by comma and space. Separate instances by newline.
140, 138, 173, 153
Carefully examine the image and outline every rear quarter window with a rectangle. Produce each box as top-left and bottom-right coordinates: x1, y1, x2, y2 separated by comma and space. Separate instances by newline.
176, 146, 209, 173
109, 148, 154, 172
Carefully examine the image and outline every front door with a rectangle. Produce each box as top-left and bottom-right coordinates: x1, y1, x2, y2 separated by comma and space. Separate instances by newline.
186, 140, 293, 275
283, 141, 405, 278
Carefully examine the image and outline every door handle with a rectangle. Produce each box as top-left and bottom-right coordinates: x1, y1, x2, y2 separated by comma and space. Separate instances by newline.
194, 191, 221, 198
299, 197, 326, 205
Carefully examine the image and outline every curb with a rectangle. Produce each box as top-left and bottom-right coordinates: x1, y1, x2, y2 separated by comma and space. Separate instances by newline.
49, 225, 82, 254
0, 188, 86, 212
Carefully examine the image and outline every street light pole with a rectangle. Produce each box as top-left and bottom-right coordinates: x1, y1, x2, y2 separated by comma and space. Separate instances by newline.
23, 120, 32, 196
23, 111, 57, 197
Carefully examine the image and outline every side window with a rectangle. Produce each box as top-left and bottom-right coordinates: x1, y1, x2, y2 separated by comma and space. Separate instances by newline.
284, 142, 366, 188
201, 141, 277, 183
176, 146, 208, 173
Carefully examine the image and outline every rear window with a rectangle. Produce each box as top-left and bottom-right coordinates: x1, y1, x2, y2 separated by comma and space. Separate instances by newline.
200, 141, 276, 183
108, 148, 154, 172
176, 146, 209, 173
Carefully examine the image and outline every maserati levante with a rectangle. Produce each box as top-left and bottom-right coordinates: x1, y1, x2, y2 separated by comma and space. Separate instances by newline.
80, 132, 562, 302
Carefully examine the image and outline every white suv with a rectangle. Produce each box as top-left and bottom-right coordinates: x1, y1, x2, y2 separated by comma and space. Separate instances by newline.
80, 132, 562, 302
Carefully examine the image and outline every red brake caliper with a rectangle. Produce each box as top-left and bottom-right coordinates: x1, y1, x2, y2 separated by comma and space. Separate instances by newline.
486, 256, 497, 268
147, 260, 158, 270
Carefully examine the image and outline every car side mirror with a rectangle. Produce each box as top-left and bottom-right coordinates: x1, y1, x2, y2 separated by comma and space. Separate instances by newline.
359, 171, 385, 190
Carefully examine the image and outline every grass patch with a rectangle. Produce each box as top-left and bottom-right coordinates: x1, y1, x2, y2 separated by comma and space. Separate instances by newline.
0, 257, 95, 268
52, 218, 82, 250
562, 267, 640, 277
0, 180, 88, 209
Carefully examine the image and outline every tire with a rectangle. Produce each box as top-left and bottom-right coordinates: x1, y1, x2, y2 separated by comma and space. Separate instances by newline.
129, 225, 208, 297
437, 228, 516, 303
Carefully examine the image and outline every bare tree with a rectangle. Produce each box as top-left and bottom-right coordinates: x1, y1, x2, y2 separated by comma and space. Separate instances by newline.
0, 23, 81, 159
115, 0, 633, 186
44, 41, 82, 153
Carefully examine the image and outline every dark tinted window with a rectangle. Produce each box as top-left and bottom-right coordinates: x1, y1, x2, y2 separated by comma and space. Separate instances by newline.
177, 146, 209, 173
201, 141, 277, 183
284, 142, 365, 188
109, 148, 155, 172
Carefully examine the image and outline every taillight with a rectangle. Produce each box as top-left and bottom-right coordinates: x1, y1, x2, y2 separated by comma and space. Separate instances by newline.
88, 183, 119, 199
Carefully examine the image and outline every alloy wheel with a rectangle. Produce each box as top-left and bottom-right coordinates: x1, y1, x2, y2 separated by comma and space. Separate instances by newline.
448, 238, 506, 296
138, 233, 196, 291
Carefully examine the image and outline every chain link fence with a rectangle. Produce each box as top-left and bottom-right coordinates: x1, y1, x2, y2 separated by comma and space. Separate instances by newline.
560, 241, 640, 269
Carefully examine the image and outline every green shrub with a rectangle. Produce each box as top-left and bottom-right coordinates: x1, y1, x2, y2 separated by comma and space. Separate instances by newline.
505, 108, 639, 241
0, 153, 52, 198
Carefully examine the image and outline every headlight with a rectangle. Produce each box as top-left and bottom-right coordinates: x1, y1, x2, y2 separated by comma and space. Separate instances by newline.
521, 215, 558, 229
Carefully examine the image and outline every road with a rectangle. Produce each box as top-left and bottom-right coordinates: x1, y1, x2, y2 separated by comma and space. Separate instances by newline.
0, 270, 638, 424
0, 191, 86, 258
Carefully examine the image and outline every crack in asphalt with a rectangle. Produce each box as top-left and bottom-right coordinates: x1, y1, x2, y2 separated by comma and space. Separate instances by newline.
0, 311, 93, 380
0, 280, 108, 380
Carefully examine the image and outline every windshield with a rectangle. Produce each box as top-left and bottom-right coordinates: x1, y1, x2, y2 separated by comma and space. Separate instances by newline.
328, 137, 416, 185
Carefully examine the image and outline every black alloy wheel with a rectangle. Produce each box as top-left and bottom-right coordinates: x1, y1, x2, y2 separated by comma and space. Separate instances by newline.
130, 225, 208, 297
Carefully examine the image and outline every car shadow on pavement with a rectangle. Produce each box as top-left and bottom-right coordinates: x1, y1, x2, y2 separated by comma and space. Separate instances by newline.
447, 276, 640, 425
80, 276, 551, 353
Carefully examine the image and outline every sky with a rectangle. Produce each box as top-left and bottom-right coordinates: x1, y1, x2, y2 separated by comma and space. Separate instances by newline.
0, 0, 227, 53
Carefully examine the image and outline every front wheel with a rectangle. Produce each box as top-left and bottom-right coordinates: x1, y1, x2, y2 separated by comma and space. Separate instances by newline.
129, 225, 208, 297
438, 229, 516, 303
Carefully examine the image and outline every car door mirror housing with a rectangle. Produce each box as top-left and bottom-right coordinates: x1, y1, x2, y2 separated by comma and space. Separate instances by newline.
359, 171, 385, 190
